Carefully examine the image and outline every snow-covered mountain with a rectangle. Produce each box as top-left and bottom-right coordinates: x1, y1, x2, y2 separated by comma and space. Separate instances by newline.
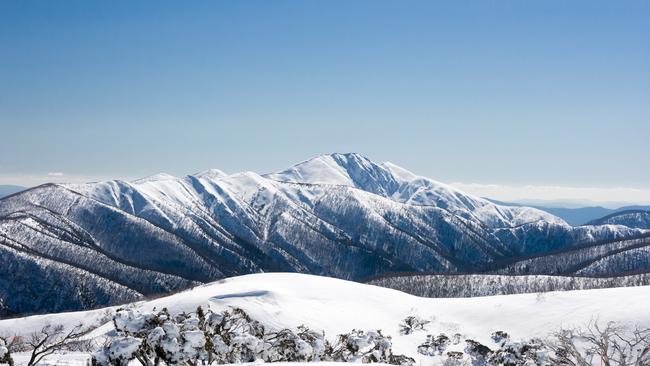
495, 234, 650, 276
587, 210, 650, 229
0, 153, 646, 317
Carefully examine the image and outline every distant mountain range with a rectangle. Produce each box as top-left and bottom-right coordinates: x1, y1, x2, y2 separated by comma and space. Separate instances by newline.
486, 198, 650, 226
587, 210, 650, 229
0, 185, 25, 198
1, 153, 648, 317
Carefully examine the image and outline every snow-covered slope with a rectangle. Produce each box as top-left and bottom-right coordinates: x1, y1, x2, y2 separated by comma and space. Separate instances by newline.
2, 273, 649, 363
0, 153, 645, 317
495, 233, 650, 276
587, 210, 650, 229
266, 154, 565, 228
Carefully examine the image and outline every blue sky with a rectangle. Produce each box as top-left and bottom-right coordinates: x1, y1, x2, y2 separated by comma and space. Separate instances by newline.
1, 1, 649, 203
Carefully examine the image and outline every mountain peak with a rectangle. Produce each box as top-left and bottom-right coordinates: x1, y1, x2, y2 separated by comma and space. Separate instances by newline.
194, 168, 227, 180
132, 173, 177, 184
264, 153, 399, 196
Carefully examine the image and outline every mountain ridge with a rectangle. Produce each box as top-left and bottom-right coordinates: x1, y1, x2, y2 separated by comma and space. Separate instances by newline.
0, 153, 647, 317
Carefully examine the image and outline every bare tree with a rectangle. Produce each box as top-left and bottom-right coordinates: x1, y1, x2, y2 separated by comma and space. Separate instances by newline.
549, 320, 650, 366
24, 324, 88, 366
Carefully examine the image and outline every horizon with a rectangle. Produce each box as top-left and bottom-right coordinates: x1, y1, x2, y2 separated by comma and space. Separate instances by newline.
2, 151, 650, 207
2, 1, 649, 204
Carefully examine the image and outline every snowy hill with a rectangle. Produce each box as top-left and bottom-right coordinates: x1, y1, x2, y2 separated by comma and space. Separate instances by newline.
0, 153, 646, 317
1, 273, 649, 366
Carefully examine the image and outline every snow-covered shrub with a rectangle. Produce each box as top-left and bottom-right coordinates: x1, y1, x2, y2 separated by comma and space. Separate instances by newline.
464, 339, 492, 366
418, 334, 451, 356
490, 331, 510, 345
0, 339, 8, 359
296, 325, 329, 360
96, 304, 416, 366
97, 307, 201, 366
211, 307, 266, 363
417, 331, 551, 366
264, 329, 312, 362
442, 351, 466, 366
263, 325, 329, 362
388, 353, 416, 366
488, 331, 552, 365
330, 329, 414, 365
0, 338, 11, 366
100, 336, 142, 366
487, 337, 551, 366
399, 316, 430, 335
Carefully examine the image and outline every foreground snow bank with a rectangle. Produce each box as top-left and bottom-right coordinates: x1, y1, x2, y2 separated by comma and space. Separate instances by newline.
1, 273, 649, 363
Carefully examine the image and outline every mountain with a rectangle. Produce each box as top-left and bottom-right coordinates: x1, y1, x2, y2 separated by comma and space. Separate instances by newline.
0, 185, 25, 198
0, 153, 646, 317
487, 198, 650, 226
494, 233, 650, 276
2, 273, 649, 366
587, 210, 650, 229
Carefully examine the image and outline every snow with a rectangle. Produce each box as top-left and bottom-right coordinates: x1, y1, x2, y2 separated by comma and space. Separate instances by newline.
194, 169, 228, 180
13, 352, 92, 366
5, 153, 648, 318
265, 154, 358, 186
132, 173, 177, 184
2, 273, 648, 364
266, 153, 568, 228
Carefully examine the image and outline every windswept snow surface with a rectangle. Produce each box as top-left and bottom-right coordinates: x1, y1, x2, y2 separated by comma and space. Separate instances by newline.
2, 273, 648, 363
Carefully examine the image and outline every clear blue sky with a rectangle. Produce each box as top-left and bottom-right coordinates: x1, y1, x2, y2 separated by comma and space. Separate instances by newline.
1, 1, 648, 195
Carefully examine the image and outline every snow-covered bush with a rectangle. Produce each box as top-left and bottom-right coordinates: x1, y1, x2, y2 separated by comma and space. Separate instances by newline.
417, 330, 552, 366
399, 316, 429, 335
330, 329, 414, 365
296, 325, 329, 360
442, 351, 465, 366
95, 305, 414, 366
264, 328, 312, 362
487, 337, 551, 365
464, 339, 492, 366
0, 338, 11, 366
418, 334, 451, 356
211, 307, 266, 363
97, 307, 212, 366
101, 336, 142, 366
490, 331, 509, 345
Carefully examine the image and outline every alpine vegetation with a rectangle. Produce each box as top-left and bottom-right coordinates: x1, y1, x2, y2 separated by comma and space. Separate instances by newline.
4, 307, 649, 366
367, 273, 650, 298
1, 273, 649, 366
94, 306, 414, 366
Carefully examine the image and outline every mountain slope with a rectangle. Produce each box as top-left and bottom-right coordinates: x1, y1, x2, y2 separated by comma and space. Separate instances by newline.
0, 153, 645, 316
487, 198, 650, 226
494, 233, 650, 276
587, 210, 650, 229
